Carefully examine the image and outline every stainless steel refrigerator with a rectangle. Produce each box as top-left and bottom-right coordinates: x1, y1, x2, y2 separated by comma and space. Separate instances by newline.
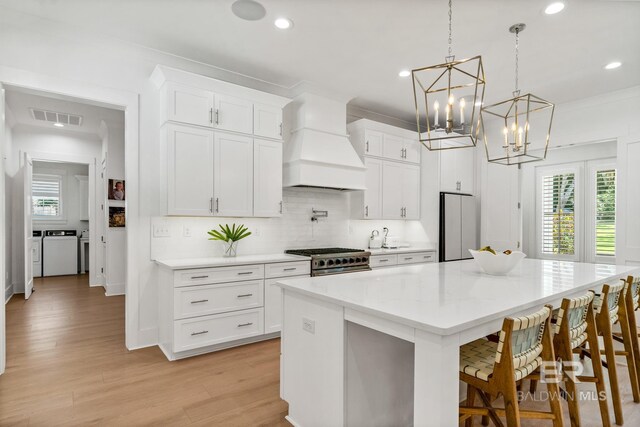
439, 192, 478, 262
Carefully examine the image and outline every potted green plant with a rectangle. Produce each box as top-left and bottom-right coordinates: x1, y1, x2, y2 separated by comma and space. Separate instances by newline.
207, 224, 251, 257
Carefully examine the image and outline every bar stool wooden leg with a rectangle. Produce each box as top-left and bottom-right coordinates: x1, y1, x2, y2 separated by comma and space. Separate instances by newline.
599, 313, 624, 425
623, 277, 640, 391
502, 377, 522, 427
466, 385, 477, 427
585, 305, 611, 427
617, 291, 640, 402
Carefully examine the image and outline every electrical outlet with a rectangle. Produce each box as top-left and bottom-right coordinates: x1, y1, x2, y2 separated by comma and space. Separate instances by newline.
302, 317, 315, 334
253, 227, 260, 237
183, 226, 192, 237
153, 224, 171, 238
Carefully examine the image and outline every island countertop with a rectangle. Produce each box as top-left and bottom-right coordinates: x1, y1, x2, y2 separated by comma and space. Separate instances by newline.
276, 258, 639, 336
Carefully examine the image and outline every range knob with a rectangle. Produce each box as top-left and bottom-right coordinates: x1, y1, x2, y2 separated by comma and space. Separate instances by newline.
318, 260, 325, 267
355, 257, 361, 263
343, 258, 349, 264
335, 259, 341, 265
327, 259, 334, 266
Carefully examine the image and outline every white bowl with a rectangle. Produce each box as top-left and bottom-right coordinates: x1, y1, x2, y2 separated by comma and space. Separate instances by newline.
468, 249, 526, 276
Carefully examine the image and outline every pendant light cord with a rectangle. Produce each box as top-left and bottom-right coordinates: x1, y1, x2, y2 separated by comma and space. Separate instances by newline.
448, 0, 453, 57
514, 27, 519, 94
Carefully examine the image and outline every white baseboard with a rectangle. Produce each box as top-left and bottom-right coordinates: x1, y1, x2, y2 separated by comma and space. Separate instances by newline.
105, 282, 125, 296
129, 327, 159, 350
4, 289, 13, 304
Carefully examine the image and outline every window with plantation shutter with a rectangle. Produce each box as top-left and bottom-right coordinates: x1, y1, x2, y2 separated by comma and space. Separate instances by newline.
32, 174, 63, 219
540, 172, 576, 256
595, 169, 615, 257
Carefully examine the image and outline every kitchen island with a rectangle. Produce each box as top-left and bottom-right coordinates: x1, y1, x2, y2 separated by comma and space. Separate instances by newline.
276, 259, 639, 427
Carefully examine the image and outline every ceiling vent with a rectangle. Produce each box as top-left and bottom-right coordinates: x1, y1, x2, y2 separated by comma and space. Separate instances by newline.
29, 108, 83, 126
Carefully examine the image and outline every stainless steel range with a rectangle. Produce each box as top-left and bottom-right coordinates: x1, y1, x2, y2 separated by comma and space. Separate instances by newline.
285, 248, 371, 277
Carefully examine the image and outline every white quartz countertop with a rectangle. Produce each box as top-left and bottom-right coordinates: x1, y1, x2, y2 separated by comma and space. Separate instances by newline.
155, 253, 310, 269
277, 259, 639, 335
367, 247, 436, 255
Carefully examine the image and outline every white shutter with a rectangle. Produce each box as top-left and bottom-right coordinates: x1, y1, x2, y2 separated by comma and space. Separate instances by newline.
32, 174, 62, 217
540, 172, 576, 256
595, 169, 616, 257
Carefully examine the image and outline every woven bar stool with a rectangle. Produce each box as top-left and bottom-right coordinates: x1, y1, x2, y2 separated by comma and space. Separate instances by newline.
459, 305, 564, 427
615, 276, 640, 387
580, 281, 640, 425
552, 291, 610, 427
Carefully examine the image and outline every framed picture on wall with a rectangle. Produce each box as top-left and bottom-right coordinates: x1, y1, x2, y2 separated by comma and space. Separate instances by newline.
108, 179, 126, 201
109, 207, 126, 227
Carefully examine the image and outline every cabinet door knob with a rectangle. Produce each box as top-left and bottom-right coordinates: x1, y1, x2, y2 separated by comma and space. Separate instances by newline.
366, 141, 369, 152
279, 123, 283, 136
215, 109, 219, 125
209, 108, 213, 124
209, 198, 213, 213
365, 205, 369, 217
279, 201, 283, 214
215, 198, 219, 213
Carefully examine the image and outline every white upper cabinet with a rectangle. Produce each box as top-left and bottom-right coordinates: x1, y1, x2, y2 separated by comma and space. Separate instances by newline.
402, 164, 421, 220
440, 143, 475, 194
363, 158, 383, 219
253, 139, 283, 217
404, 138, 421, 164
382, 161, 404, 219
213, 133, 254, 217
166, 124, 214, 216
254, 103, 283, 140
382, 134, 405, 162
166, 83, 215, 128
214, 94, 253, 134
364, 129, 383, 157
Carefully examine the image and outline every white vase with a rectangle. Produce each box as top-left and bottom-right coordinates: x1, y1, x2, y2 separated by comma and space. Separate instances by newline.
223, 240, 238, 257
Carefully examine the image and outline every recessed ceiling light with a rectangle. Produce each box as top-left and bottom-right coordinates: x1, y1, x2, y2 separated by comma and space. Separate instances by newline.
231, 0, 266, 21
398, 70, 411, 77
544, 2, 565, 15
53, 122, 64, 127
604, 61, 622, 70
274, 17, 293, 30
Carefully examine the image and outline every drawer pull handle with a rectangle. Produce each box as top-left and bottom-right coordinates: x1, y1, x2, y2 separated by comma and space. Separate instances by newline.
237, 294, 253, 298
191, 330, 209, 336
237, 271, 253, 276
283, 267, 297, 271
404, 257, 413, 261
190, 299, 209, 304
237, 322, 253, 327
191, 275, 209, 279
379, 259, 389, 262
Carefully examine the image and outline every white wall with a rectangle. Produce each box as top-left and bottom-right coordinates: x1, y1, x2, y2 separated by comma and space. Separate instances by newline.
32, 160, 89, 234
105, 122, 126, 295
3, 124, 13, 302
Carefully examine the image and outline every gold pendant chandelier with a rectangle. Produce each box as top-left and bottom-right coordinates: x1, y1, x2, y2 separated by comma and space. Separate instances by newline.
411, 0, 486, 151
479, 23, 555, 165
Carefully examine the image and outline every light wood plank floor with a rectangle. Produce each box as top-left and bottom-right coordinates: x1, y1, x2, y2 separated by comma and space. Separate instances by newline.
1, 275, 289, 426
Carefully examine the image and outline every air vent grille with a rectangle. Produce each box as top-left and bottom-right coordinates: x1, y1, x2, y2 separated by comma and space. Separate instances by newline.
30, 108, 83, 126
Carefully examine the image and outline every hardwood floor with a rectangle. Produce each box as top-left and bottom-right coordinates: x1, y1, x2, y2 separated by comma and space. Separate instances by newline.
1, 275, 289, 426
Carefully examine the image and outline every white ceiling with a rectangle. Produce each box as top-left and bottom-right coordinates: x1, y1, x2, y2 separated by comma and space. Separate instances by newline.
5, 87, 124, 136
1, 0, 638, 123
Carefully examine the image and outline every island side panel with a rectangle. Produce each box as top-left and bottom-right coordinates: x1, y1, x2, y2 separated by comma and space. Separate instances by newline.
414, 329, 460, 427
281, 289, 345, 427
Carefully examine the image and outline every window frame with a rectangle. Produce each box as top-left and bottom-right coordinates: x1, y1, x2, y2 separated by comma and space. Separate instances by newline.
535, 164, 583, 261
32, 172, 66, 222
586, 159, 617, 264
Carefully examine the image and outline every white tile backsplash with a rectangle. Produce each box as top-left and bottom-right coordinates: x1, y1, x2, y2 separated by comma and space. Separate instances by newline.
151, 187, 431, 260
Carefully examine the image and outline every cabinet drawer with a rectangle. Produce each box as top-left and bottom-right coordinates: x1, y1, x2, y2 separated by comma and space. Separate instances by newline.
173, 280, 264, 320
370, 254, 398, 268
397, 251, 436, 265
174, 308, 264, 352
265, 261, 310, 279
175, 264, 265, 287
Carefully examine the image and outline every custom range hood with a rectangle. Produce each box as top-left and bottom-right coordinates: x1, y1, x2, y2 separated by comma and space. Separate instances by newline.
283, 93, 366, 190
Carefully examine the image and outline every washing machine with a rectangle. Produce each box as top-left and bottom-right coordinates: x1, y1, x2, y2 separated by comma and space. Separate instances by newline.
43, 230, 78, 276
32, 230, 43, 278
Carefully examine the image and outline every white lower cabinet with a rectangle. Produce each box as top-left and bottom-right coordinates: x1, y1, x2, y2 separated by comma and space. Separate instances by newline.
370, 251, 436, 269
158, 260, 310, 360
